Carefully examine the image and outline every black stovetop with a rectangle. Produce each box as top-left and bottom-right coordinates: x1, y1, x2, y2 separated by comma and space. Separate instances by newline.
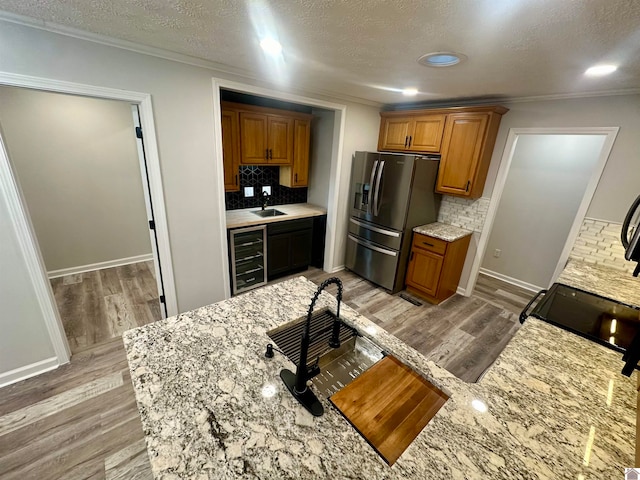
529, 283, 640, 354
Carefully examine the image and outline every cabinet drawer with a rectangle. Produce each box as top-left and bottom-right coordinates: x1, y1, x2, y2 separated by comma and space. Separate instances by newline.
412, 233, 447, 255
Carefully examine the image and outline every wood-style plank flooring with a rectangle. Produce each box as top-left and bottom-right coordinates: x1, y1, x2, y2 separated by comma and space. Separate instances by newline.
50, 261, 162, 354
0, 269, 533, 479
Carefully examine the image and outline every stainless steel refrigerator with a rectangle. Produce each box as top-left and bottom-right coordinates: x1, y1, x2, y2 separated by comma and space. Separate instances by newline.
345, 151, 441, 293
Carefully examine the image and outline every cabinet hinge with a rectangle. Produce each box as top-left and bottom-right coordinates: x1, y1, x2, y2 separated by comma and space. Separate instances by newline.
149, 219, 155, 230
135, 126, 143, 139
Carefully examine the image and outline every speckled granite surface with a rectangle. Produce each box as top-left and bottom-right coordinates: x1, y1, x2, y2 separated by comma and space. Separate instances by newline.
124, 277, 636, 479
226, 203, 326, 229
558, 258, 640, 307
413, 222, 472, 242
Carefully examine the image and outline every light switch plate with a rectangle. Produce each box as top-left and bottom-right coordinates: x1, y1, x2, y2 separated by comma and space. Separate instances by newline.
244, 186, 254, 197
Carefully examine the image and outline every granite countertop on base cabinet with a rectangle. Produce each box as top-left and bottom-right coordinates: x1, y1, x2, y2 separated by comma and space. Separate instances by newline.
123, 276, 636, 479
413, 222, 472, 242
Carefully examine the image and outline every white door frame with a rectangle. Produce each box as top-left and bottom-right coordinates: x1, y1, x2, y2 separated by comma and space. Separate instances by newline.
211, 78, 347, 297
0, 71, 178, 366
465, 126, 619, 295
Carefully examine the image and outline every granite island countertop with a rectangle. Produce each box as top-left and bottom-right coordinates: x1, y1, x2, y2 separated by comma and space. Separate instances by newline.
558, 258, 640, 307
123, 276, 637, 479
413, 222, 472, 242
226, 203, 326, 229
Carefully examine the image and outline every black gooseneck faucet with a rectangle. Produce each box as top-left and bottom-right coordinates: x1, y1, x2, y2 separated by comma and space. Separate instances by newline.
280, 277, 343, 417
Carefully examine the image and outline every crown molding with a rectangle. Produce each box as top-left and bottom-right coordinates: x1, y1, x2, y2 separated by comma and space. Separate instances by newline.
0, 12, 382, 108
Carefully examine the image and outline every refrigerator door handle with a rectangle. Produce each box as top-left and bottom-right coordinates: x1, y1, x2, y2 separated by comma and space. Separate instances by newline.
349, 218, 400, 237
373, 160, 385, 216
348, 235, 397, 256
367, 160, 379, 215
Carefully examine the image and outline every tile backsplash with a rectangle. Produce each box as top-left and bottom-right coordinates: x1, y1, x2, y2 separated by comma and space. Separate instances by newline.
569, 218, 634, 273
225, 166, 307, 210
437, 196, 490, 233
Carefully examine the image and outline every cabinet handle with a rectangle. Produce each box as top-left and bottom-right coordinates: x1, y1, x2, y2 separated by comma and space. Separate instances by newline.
422, 242, 434, 247
295, 173, 298, 182
235, 174, 238, 186
404, 136, 408, 148
265, 149, 269, 160
466, 180, 470, 192
269, 149, 273, 160
408, 135, 412, 147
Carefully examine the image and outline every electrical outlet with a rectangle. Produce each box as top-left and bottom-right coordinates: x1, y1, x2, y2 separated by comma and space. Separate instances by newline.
243, 186, 254, 197
262, 186, 272, 195
493, 249, 501, 258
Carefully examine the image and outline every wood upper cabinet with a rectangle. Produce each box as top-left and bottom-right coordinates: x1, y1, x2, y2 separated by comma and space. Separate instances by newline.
405, 232, 471, 304
221, 109, 240, 192
280, 118, 310, 188
378, 105, 507, 198
436, 109, 505, 198
378, 113, 446, 153
239, 112, 293, 165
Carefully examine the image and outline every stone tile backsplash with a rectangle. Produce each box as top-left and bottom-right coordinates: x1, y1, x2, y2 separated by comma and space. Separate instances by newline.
437, 196, 490, 233
225, 166, 307, 210
569, 218, 634, 273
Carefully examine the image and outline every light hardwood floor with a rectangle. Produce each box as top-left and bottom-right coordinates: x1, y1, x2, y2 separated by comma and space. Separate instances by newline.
0, 270, 533, 479
50, 261, 162, 354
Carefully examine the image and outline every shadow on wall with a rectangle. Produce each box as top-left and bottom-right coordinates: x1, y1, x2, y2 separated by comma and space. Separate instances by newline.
225, 166, 307, 210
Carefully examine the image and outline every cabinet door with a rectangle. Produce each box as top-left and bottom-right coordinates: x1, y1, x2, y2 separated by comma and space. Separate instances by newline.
221, 109, 240, 191
292, 119, 310, 186
267, 232, 292, 278
408, 114, 446, 152
379, 117, 412, 151
240, 112, 269, 164
267, 115, 294, 165
291, 228, 312, 268
405, 249, 444, 297
436, 113, 489, 196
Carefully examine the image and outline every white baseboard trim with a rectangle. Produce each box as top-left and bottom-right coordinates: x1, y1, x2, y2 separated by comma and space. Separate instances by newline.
0, 356, 59, 388
330, 265, 345, 274
456, 286, 467, 296
479, 268, 542, 293
47, 253, 154, 279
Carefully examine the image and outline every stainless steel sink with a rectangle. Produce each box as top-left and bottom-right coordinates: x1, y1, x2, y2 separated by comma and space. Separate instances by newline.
253, 209, 286, 217
267, 308, 385, 398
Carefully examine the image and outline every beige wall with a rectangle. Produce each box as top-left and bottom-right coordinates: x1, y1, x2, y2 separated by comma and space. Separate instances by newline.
484, 95, 640, 222
0, 183, 55, 378
0, 20, 381, 381
0, 86, 151, 272
459, 94, 640, 290
307, 107, 335, 209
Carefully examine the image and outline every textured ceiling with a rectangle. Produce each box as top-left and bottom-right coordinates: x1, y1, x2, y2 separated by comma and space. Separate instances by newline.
0, 0, 639, 105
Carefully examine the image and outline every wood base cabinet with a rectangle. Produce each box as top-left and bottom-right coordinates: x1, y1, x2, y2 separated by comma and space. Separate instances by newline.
267, 218, 313, 280
405, 232, 471, 304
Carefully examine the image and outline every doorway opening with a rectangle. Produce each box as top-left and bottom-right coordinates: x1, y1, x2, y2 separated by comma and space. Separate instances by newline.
0, 79, 176, 364
467, 127, 619, 295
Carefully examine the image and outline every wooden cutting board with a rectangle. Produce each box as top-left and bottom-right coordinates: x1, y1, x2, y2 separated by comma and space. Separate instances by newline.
329, 354, 449, 466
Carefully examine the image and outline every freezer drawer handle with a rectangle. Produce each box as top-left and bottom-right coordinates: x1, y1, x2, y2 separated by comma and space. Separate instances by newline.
349, 218, 400, 237
348, 234, 397, 257
519, 289, 547, 324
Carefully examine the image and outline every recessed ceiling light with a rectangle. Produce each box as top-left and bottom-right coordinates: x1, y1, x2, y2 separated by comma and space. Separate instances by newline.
260, 37, 282, 56
418, 52, 466, 68
402, 88, 418, 96
584, 64, 617, 76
